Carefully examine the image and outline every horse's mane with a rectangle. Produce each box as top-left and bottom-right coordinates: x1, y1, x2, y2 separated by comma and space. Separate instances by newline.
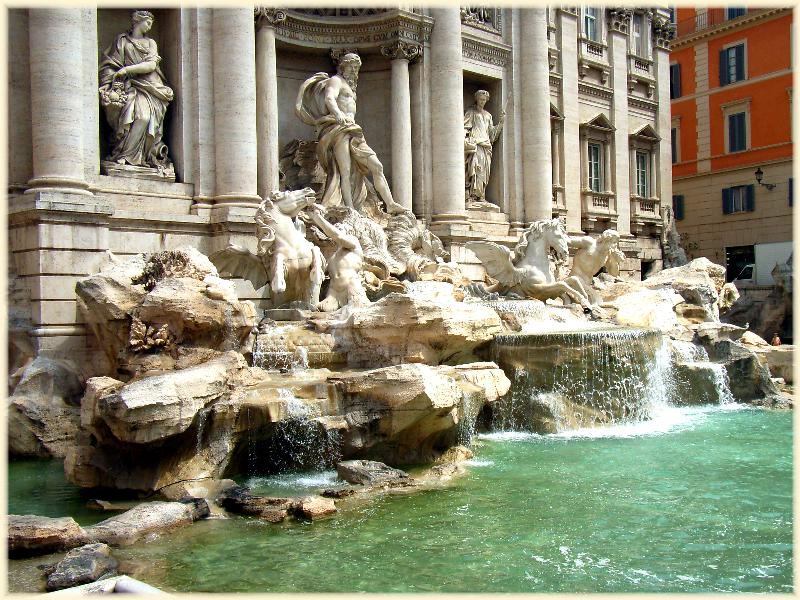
513, 220, 552, 263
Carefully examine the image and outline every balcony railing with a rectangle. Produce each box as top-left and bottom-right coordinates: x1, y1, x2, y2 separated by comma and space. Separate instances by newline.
675, 8, 750, 38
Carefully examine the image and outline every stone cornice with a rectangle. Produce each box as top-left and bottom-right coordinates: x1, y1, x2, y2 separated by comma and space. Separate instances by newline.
274, 10, 434, 50
671, 8, 789, 49
461, 33, 511, 68
578, 82, 613, 101
628, 96, 659, 113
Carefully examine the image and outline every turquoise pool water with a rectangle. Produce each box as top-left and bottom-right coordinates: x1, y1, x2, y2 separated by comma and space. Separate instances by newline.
7, 404, 793, 593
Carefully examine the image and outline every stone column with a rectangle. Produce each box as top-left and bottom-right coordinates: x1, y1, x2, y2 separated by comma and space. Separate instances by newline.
519, 8, 552, 222
255, 8, 285, 201
609, 9, 633, 234
558, 9, 582, 232
212, 8, 261, 206
429, 8, 468, 225
551, 123, 560, 189
26, 9, 91, 195
382, 41, 421, 211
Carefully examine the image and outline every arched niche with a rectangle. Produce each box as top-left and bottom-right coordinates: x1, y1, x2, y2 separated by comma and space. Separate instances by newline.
96, 8, 184, 183
462, 74, 506, 211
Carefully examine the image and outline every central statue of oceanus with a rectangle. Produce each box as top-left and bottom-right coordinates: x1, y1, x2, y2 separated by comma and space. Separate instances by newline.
295, 53, 405, 215
467, 218, 593, 308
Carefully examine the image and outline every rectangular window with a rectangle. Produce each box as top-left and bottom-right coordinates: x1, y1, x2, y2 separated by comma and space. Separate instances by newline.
669, 63, 682, 99
725, 244, 755, 283
722, 184, 755, 214
588, 142, 602, 192
719, 44, 745, 86
632, 13, 645, 57
727, 111, 747, 152
790, 177, 793, 207
671, 128, 678, 164
725, 8, 746, 20
584, 7, 599, 41
672, 195, 684, 220
636, 151, 649, 197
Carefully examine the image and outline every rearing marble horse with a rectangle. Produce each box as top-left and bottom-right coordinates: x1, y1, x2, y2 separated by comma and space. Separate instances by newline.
210, 187, 326, 308
467, 218, 593, 307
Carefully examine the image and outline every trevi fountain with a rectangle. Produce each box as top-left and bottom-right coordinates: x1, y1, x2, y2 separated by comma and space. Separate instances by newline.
6, 7, 792, 594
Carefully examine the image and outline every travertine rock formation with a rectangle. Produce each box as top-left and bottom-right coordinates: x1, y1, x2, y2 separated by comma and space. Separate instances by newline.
8, 357, 84, 458
77, 249, 256, 379
323, 293, 503, 366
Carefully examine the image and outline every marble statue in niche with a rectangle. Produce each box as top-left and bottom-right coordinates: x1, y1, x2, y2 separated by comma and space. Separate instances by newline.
98, 10, 175, 180
296, 52, 406, 215
464, 89, 505, 211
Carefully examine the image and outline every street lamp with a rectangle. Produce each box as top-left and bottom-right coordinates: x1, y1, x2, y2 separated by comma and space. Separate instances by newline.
754, 167, 776, 191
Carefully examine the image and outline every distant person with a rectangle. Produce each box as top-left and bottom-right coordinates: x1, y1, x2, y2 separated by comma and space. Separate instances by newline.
771, 333, 782, 346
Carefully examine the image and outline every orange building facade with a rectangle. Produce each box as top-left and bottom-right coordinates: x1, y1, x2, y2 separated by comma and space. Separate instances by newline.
670, 8, 792, 282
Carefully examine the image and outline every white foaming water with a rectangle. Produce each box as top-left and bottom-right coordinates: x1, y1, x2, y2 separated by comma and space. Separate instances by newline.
462, 459, 495, 467
479, 404, 750, 442
249, 470, 338, 490
278, 388, 312, 418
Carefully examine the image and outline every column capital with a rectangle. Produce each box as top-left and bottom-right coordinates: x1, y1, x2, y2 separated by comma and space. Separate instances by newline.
254, 7, 287, 29
380, 40, 423, 63
606, 8, 632, 34
651, 13, 676, 51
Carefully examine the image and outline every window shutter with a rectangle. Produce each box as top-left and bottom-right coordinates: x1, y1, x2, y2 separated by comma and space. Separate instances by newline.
746, 184, 755, 212
673, 195, 685, 220
738, 113, 747, 150
728, 114, 736, 151
735, 45, 745, 81
719, 49, 729, 86
670, 64, 682, 99
722, 188, 732, 214
790, 177, 793, 207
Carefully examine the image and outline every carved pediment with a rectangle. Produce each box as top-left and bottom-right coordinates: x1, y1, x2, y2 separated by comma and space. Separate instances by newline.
582, 113, 615, 132
630, 124, 660, 142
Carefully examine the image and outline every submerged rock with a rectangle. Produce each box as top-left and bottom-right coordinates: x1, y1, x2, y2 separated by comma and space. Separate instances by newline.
217, 486, 293, 522
336, 460, 410, 485
85, 500, 209, 546
293, 496, 337, 520
45, 543, 118, 591
8, 515, 88, 558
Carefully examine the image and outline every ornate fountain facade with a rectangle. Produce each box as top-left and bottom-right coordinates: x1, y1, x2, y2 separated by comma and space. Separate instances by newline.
8, 7, 675, 371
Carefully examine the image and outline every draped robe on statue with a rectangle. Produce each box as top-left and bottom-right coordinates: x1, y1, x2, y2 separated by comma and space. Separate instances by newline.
464, 107, 501, 203
295, 73, 378, 210
99, 34, 174, 169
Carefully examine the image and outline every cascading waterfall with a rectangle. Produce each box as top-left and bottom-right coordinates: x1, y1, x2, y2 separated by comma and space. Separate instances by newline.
264, 388, 342, 474
252, 324, 310, 371
457, 392, 485, 446
489, 328, 679, 433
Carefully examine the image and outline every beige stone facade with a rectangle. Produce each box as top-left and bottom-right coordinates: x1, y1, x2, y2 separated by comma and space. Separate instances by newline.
8, 7, 673, 366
